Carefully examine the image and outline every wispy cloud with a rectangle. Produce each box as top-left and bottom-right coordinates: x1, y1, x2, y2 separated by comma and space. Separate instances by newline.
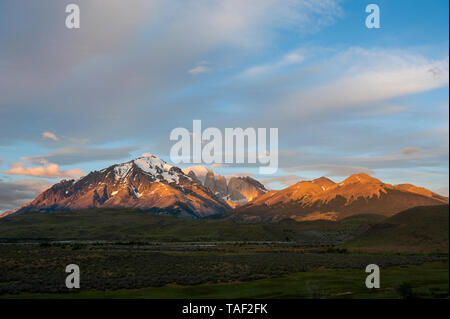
284, 164, 375, 177
0, 0, 344, 144
283, 49, 449, 116
3, 162, 84, 178
261, 174, 305, 187
42, 131, 59, 141
22, 146, 136, 165
188, 65, 211, 75
241, 52, 305, 77
346, 147, 447, 167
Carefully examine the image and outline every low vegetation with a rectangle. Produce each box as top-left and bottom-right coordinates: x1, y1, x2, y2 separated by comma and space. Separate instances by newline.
0, 208, 389, 244
0, 242, 446, 296
0, 205, 448, 298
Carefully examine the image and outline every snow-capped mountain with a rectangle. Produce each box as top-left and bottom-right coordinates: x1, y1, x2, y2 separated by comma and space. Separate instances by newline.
2, 159, 448, 223
3, 155, 230, 218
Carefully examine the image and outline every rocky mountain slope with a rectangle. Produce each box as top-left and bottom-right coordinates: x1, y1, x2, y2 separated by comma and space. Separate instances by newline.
2, 155, 230, 218
182, 167, 267, 206
2, 157, 448, 222
230, 173, 448, 222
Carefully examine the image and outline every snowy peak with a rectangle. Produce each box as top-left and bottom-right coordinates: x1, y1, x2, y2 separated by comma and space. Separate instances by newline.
134, 155, 173, 172
107, 156, 181, 184
4, 155, 230, 218
133, 156, 180, 184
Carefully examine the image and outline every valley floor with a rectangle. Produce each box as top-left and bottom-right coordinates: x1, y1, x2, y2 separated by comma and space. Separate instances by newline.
0, 242, 448, 299
0, 207, 448, 299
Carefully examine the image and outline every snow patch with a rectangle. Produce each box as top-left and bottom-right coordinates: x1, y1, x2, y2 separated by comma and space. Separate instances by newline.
134, 156, 180, 184
114, 162, 132, 180
130, 184, 138, 197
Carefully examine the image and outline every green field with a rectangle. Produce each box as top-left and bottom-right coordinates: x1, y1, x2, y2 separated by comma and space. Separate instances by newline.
1, 206, 447, 253
0, 209, 384, 245
0, 242, 447, 298
0, 206, 448, 299
2, 261, 448, 299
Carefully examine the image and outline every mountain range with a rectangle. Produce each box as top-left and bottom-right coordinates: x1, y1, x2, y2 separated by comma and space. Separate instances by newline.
1, 154, 448, 221
231, 173, 448, 221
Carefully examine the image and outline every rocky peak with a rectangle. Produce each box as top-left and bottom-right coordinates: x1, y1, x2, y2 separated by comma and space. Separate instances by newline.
204, 169, 216, 190
341, 173, 382, 185
3, 155, 230, 218
311, 176, 335, 189
227, 176, 267, 202
181, 166, 268, 205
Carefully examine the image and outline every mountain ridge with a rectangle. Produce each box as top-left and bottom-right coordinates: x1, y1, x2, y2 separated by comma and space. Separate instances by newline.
182, 166, 267, 207
231, 172, 448, 222
2, 155, 230, 218
1, 156, 448, 221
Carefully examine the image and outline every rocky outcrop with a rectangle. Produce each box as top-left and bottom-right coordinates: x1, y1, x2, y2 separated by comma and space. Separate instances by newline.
187, 168, 267, 204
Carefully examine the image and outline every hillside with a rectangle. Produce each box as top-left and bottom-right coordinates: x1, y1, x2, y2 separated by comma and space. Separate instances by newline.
344, 205, 449, 253
0, 208, 383, 244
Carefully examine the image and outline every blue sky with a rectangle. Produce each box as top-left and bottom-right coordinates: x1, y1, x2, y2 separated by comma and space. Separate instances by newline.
0, 0, 448, 212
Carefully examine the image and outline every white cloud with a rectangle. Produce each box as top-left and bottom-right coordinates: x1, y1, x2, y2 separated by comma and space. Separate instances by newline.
284, 49, 449, 115
188, 65, 211, 75
241, 51, 305, 77
3, 162, 85, 178
42, 131, 59, 141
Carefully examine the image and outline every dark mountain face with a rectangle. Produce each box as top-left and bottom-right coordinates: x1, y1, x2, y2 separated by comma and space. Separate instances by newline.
3, 156, 230, 218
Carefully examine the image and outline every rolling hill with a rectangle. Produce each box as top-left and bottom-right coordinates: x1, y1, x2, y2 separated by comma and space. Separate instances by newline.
344, 205, 449, 253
